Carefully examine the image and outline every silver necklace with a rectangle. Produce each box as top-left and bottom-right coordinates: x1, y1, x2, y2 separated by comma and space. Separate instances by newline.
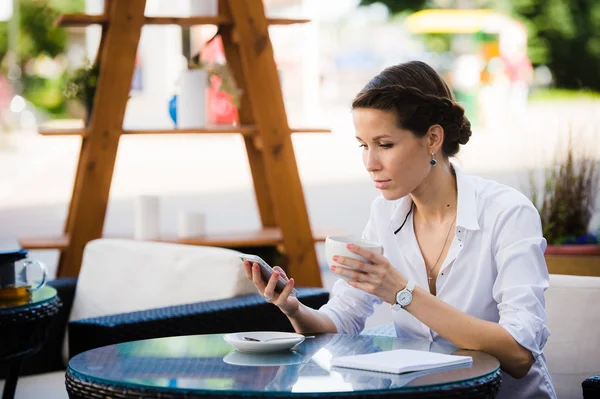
427, 217, 456, 286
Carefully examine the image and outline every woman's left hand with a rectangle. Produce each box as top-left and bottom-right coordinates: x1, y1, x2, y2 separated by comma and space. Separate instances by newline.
331, 243, 408, 304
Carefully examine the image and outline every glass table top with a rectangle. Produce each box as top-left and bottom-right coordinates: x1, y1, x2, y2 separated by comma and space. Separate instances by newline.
0, 286, 57, 310
68, 333, 500, 395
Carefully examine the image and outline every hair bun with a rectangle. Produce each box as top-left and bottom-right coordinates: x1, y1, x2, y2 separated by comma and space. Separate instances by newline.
450, 103, 471, 145
457, 115, 472, 145
449, 102, 464, 121
437, 102, 471, 155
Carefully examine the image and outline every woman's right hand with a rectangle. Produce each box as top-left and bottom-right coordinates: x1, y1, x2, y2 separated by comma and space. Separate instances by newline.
243, 261, 300, 316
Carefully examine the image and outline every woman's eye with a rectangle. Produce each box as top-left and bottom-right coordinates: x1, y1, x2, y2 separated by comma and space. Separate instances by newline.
358, 143, 367, 148
379, 143, 393, 148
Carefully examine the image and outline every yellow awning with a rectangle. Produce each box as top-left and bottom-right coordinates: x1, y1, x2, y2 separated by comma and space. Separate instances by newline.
404, 9, 512, 34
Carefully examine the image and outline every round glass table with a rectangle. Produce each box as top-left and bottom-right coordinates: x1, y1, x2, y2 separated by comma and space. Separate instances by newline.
66, 333, 501, 398
0, 286, 61, 399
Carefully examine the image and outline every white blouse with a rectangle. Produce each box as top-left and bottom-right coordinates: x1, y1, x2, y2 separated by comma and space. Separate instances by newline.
319, 166, 557, 399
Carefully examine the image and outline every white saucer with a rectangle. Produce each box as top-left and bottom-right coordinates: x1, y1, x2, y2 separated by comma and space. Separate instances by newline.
223, 350, 305, 366
223, 331, 306, 353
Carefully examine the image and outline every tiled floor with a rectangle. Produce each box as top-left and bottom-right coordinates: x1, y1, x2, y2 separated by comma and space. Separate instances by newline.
0, 371, 68, 399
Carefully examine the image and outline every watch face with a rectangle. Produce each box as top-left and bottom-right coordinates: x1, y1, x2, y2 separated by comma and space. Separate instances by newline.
397, 291, 413, 307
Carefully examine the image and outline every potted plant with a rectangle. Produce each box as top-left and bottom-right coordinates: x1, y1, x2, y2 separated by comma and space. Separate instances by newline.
63, 58, 99, 125
201, 56, 242, 126
189, 53, 242, 108
529, 136, 600, 276
173, 51, 241, 129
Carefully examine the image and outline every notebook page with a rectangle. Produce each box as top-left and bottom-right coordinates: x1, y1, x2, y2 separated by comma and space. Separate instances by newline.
331, 349, 473, 374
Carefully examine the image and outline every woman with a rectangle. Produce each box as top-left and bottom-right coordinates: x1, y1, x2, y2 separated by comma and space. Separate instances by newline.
243, 60, 556, 398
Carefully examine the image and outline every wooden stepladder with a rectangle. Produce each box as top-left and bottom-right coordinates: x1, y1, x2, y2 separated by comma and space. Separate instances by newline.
24, 0, 328, 287
58, 0, 147, 280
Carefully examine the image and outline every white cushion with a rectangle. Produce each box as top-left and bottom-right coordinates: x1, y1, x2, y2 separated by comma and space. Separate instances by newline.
545, 274, 600, 399
63, 239, 256, 362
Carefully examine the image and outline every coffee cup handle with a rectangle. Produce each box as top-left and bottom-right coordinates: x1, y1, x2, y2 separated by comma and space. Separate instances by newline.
23, 260, 47, 292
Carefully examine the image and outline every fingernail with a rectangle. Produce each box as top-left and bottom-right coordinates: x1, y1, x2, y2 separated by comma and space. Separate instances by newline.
289, 278, 294, 286
346, 244, 354, 249
253, 264, 259, 271
329, 265, 336, 271
332, 255, 339, 261
273, 272, 279, 278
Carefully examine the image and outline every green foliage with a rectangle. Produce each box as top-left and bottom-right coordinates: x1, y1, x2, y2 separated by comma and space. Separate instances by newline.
0, 0, 85, 115
528, 88, 600, 102
422, 33, 452, 53
359, 0, 498, 14
361, 0, 600, 92
23, 73, 66, 113
0, 0, 69, 64
48, 0, 85, 13
512, 0, 600, 91
359, 0, 427, 14
530, 136, 599, 245
63, 58, 98, 108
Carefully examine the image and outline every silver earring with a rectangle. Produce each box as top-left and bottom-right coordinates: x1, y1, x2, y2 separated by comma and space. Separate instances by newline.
430, 152, 437, 166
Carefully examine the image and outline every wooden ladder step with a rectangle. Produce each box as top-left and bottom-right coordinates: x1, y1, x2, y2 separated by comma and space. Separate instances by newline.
56, 14, 311, 27
37, 126, 331, 137
19, 235, 71, 251
19, 228, 346, 251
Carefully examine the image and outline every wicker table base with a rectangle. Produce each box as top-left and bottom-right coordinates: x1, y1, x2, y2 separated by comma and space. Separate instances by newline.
67, 369, 501, 399
0, 291, 61, 399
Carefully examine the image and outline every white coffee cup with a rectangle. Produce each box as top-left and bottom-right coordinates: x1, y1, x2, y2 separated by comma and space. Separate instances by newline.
177, 210, 206, 238
325, 236, 383, 279
134, 195, 160, 240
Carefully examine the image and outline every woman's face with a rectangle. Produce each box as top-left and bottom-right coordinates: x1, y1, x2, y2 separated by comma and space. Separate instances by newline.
353, 107, 432, 200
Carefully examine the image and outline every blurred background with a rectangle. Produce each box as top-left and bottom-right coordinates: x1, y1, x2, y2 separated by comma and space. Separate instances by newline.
1, 0, 599, 280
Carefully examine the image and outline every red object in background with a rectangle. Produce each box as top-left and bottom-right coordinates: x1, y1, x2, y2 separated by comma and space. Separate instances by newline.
502, 54, 533, 84
202, 36, 239, 125
0, 74, 14, 114
206, 87, 239, 125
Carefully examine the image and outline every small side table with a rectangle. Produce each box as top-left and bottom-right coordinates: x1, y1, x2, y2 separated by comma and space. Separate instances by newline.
0, 286, 61, 399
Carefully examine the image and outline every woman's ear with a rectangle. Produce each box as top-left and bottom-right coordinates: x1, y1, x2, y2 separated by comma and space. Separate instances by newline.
427, 124, 444, 153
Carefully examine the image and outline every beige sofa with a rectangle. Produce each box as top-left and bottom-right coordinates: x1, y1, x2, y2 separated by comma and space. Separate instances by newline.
545, 274, 600, 399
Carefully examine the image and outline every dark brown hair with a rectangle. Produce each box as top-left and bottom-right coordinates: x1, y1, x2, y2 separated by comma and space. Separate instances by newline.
352, 61, 472, 157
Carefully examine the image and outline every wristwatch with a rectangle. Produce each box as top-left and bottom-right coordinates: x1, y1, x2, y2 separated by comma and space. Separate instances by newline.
391, 281, 415, 310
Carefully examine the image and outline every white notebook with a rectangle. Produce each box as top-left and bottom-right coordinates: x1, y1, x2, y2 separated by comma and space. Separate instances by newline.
331, 349, 472, 375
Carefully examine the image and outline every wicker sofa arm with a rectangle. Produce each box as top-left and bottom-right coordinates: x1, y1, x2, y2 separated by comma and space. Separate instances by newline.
583, 374, 600, 398
68, 287, 329, 358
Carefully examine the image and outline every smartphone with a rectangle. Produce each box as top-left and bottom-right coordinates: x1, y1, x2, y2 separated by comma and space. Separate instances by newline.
240, 254, 298, 296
